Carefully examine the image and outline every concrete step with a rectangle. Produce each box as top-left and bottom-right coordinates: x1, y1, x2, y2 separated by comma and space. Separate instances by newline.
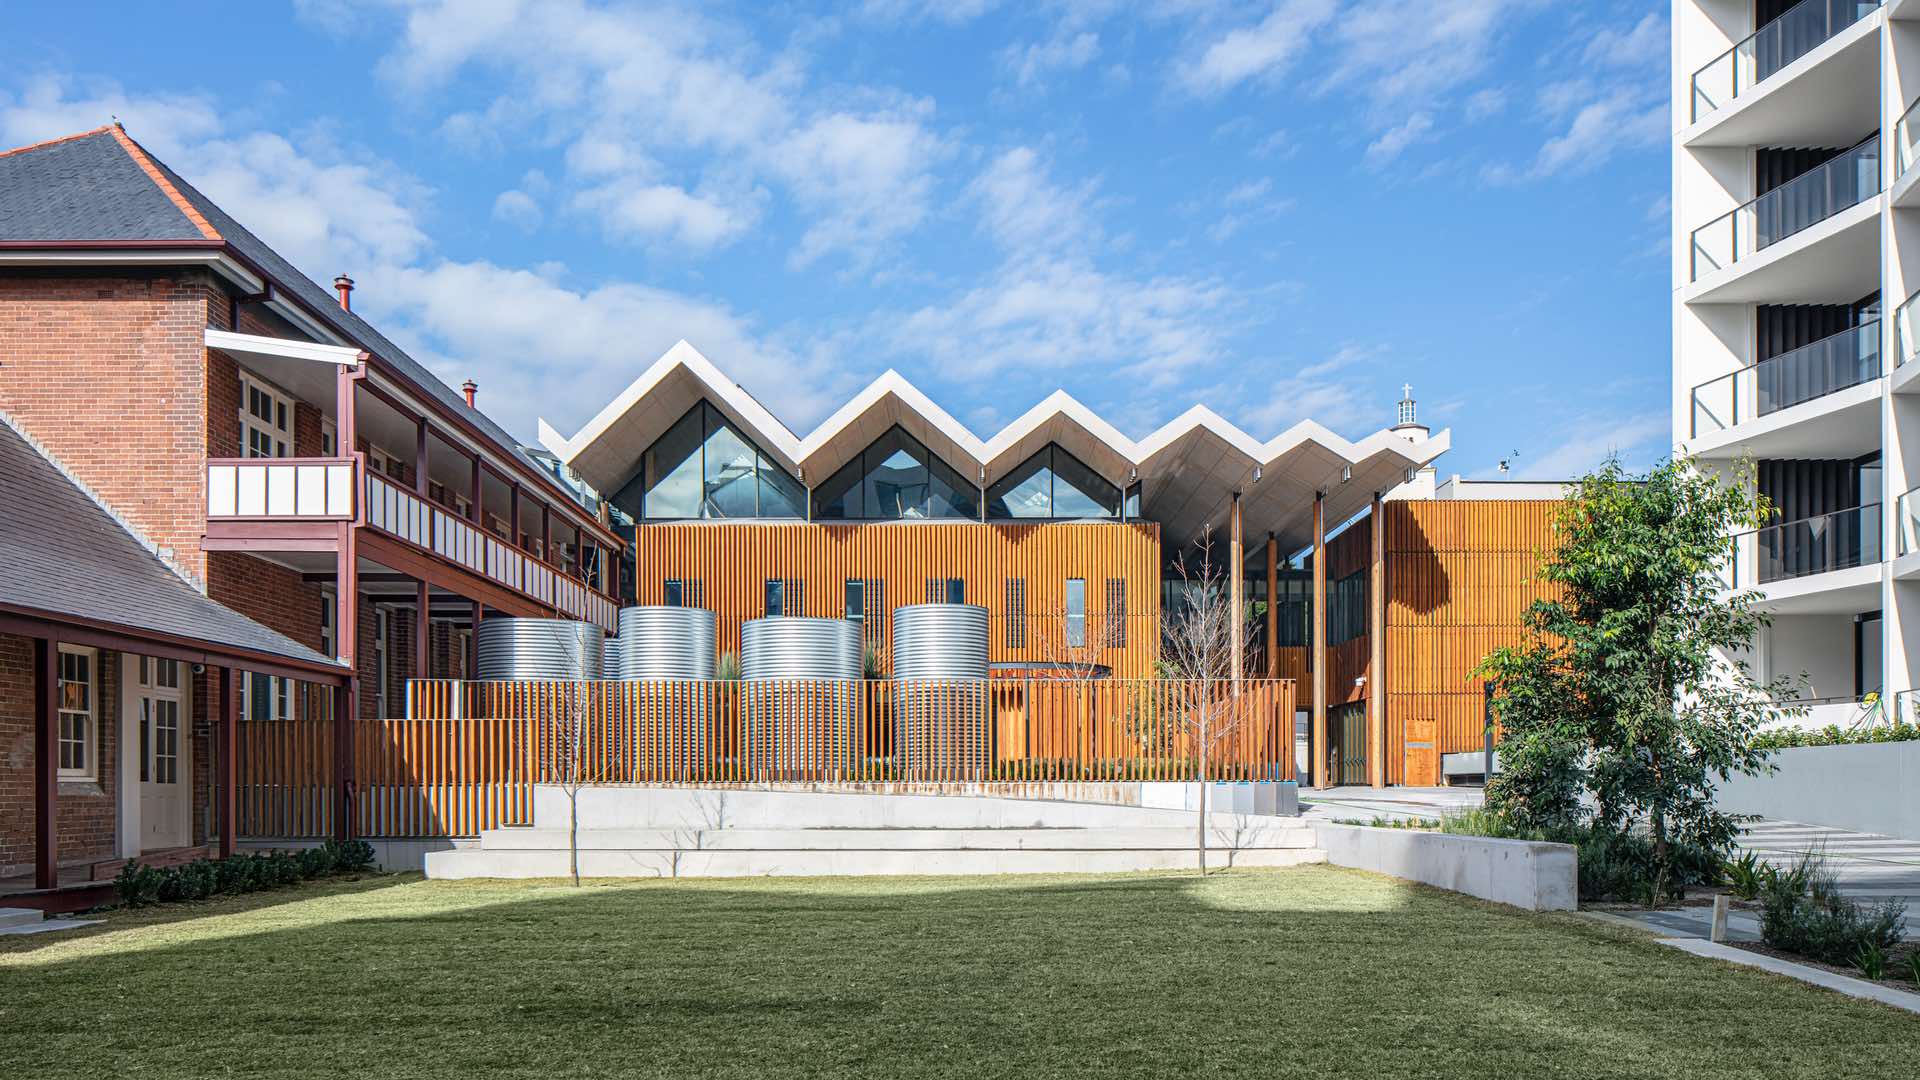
425, 845, 1326, 879
538, 786, 1302, 832
471, 826, 1318, 852
0, 907, 45, 929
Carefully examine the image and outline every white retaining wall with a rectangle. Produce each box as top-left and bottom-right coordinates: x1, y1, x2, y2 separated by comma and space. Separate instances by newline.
1715, 742, 1920, 839
1310, 823, 1578, 911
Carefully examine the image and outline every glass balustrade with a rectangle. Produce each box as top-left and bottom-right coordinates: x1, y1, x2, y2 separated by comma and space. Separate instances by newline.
1688, 321, 1880, 437
1689, 136, 1880, 281
1691, 1, 1881, 123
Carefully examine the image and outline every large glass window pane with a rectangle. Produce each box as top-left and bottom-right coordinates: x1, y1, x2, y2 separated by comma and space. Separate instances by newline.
642, 406, 703, 519
987, 450, 1054, 519
1052, 448, 1120, 519
812, 456, 863, 519
1065, 578, 1086, 647
765, 579, 785, 616
757, 456, 805, 518
702, 410, 759, 518
863, 429, 929, 519
929, 456, 979, 519
845, 579, 865, 621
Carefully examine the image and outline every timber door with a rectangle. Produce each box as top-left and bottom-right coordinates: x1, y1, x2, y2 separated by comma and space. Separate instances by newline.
136, 657, 190, 850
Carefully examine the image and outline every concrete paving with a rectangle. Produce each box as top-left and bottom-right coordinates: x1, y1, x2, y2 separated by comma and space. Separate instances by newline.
1734, 818, 1920, 935
1297, 785, 1485, 824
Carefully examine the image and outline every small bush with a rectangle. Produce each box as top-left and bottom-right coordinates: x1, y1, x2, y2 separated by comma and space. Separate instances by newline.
111, 843, 378, 910
1760, 852, 1906, 966
113, 861, 164, 907
1854, 941, 1887, 980
1725, 852, 1765, 900
1908, 951, 1920, 989
322, 838, 377, 872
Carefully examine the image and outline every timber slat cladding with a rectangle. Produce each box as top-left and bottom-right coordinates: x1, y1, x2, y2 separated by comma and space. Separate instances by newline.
631, 522, 1164, 676
1383, 500, 1560, 785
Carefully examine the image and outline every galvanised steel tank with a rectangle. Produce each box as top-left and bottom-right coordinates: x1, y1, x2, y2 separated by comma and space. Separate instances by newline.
891, 603, 990, 775
474, 618, 603, 681
741, 616, 862, 776
613, 606, 719, 773
602, 636, 625, 680
615, 606, 717, 679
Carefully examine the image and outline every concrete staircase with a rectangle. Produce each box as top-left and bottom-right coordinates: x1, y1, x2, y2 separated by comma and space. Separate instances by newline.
425, 787, 1325, 879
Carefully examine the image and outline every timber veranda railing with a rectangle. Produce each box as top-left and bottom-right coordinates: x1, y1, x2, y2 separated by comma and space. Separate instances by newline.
236, 678, 1296, 840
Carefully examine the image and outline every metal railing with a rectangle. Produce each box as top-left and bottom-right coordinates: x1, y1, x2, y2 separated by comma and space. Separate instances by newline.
1690, 0, 1880, 123
206, 457, 356, 520
1688, 321, 1881, 437
1689, 136, 1880, 282
1897, 291, 1920, 368
1730, 503, 1882, 586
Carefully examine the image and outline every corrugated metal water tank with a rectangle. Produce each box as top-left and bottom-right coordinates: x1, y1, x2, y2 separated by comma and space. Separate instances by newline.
602, 636, 624, 680
891, 604, 990, 773
612, 606, 719, 768
741, 616, 861, 775
474, 618, 603, 681
615, 606, 718, 679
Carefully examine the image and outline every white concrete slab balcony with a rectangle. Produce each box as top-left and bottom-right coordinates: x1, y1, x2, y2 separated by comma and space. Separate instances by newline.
1729, 503, 1885, 610
1685, 320, 1883, 456
1686, 136, 1882, 302
1682, 1, 1882, 148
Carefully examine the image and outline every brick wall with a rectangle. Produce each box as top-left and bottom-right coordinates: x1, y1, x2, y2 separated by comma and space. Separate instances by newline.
0, 635, 131, 878
0, 270, 217, 583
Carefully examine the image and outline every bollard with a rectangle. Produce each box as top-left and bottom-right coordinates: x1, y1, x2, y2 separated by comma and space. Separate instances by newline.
1709, 893, 1729, 943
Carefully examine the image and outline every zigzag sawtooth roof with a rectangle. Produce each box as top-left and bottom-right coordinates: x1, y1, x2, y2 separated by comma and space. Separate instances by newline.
542, 341, 1451, 550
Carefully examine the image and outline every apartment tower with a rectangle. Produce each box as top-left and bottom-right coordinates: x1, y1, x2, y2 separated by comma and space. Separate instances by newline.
1674, 1, 1915, 724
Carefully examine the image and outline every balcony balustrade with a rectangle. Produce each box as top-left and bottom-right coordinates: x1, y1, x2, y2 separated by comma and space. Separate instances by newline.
206, 457, 356, 520
364, 471, 616, 629
1898, 485, 1920, 556
1689, 136, 1880, 282
1689, 321, 1881, 438
1690, 0, 1881, 123
1731, 503, 1882, 587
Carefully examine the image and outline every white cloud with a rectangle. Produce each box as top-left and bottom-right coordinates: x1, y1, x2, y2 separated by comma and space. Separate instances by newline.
0, 74, 219, 159
364, 0, 944, 268
367, 260, 849, 437
1000, 30, 1100, 90
1364, 111, 1434, 166
1179, 0, 1338, 96
1525, 90, 1666, 179
570, 180, 758, 251
1582, 12, 1666, 69
1495, 410, 1671, 479
969, 146, 1100, 254
1235, 344, 1383, 435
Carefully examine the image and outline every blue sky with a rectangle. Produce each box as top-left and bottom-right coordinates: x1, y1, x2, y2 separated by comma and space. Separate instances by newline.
4, 1, 1672, 480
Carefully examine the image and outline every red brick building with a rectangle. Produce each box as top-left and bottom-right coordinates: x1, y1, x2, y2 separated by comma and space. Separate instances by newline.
0, 125, 622, 902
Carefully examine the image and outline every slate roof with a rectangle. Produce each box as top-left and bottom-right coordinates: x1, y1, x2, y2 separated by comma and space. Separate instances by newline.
0, 127, 207, 241
0, 415, 343, 672
0, 126, 557, 500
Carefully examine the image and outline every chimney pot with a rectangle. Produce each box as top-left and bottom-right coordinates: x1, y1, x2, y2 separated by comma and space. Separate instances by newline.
462, 380, 478, 408
333, 274, 355, 312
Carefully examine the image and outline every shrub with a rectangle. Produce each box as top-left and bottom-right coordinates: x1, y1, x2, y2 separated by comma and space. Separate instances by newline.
1725, 852, 1765, 900
113, 861, 164, 907
1908, 951, 1920, 989
1760, 852, 1906, 966
1749, 719, 1920, 751
322, 838, 376, 872
295, 846, 337, 879
158, 859, 218, 903
1854, 941, 1888, 980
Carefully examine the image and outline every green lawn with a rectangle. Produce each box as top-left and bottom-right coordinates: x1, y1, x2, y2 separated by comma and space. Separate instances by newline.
2, 867, 1913, 1078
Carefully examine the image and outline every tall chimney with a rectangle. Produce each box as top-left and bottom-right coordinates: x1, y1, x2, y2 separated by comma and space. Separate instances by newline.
462, 380, 478, 408
333, 274, 354, 311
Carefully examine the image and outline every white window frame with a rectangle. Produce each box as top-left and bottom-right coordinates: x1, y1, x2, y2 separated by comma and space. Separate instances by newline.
57, 644, 98, 781
321, 416, 337, 457
239, 369, 295, 459
242, 671, 293, 723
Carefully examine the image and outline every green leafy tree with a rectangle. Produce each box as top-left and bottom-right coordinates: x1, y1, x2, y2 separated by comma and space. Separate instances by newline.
1476, 456, 1801, 902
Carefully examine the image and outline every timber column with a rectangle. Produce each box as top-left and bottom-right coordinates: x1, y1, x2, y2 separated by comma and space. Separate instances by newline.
1264, 533, 1278, 677
1229, 491, 1243, 693
1367, 492, 1387, 788
1311, 490, 1328, 788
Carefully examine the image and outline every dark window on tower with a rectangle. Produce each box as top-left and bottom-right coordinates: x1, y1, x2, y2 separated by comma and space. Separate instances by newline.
765, 579, 785, 617
663, 580, 685, 607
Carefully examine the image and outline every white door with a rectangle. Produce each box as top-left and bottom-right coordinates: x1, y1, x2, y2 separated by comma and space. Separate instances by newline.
137, 657, 190, 851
